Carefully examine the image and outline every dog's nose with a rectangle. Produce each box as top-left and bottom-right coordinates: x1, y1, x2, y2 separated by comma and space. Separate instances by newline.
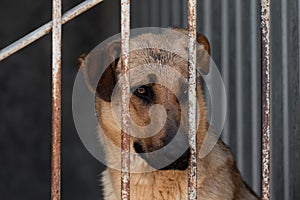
133, 130, 190, 170
134, 142, 146, 154
134, 141, 190, 170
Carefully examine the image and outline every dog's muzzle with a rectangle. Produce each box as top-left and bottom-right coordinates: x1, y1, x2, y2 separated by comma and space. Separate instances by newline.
133, 131, 190, 170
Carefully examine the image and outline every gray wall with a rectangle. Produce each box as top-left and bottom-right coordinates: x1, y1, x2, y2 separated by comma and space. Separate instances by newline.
270, 0, 300, 200
131, 1, 300, 199
0, 0, 299, 199
134, 0, 261, 194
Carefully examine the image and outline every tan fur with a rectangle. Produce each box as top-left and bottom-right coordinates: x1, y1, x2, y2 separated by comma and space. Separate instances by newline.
80, 29, 259, 200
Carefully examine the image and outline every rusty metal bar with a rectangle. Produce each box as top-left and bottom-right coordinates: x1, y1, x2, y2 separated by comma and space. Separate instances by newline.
260, 0, 271, 199
120, 0, 130, 199
187, 0, 197, 199
0, 0, 104, 61
51, 0, 62, 199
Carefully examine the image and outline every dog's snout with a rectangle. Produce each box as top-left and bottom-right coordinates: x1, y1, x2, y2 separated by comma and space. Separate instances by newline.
133, 142, 145, 154
134, 139, 190, 170
134, 128, 190, 170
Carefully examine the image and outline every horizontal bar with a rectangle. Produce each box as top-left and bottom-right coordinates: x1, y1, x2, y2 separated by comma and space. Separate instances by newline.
187, 0, 197, 199
120, 0, 130, 199
260, 0, 271, 199
51, 0, 62, 199
0, 0, 104, 61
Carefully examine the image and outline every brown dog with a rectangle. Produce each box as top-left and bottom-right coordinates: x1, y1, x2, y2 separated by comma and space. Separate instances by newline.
79, 28, 258, 200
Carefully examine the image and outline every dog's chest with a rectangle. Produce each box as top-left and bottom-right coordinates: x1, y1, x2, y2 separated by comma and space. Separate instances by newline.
130, 172, 188, 200
103, 169, 187, 200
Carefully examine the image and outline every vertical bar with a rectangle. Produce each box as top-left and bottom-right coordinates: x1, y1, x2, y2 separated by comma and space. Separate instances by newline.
51, 0, 62, 199
187, 0, 197, 199
260, 0, 271, 199
121, 0, 130, 199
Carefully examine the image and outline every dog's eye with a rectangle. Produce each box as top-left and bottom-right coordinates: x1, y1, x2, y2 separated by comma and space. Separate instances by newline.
136, 87, 146, 94
133, 85, 153, 103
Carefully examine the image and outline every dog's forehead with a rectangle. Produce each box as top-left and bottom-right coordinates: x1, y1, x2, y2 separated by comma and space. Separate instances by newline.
129, 32, 187, 52
117, 55, 188, 89
130, 32, 188, 65
116, 32, 189, 85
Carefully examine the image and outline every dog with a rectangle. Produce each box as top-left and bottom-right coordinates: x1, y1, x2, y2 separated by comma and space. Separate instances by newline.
78, 28, 259, 200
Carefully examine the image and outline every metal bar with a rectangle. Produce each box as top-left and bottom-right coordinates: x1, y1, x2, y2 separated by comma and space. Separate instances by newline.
187, 0, 197, 199
51, 0, 62, 199
260, 0, 271, 199
120, 0, 130, 199
0, 0, 104, 61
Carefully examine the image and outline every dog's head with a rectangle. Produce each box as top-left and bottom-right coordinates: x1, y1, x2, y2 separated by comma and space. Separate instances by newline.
79, 29, 210, 171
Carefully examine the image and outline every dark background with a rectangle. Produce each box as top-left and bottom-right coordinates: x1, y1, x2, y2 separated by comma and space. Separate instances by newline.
0, 0, 299, 200
0, 0, 120, 199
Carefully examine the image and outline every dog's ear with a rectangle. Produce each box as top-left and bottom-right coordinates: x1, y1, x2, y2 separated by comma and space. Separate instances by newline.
171, 27, 211, 74
196, 34, 210, 75
78, 41, 121, 102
